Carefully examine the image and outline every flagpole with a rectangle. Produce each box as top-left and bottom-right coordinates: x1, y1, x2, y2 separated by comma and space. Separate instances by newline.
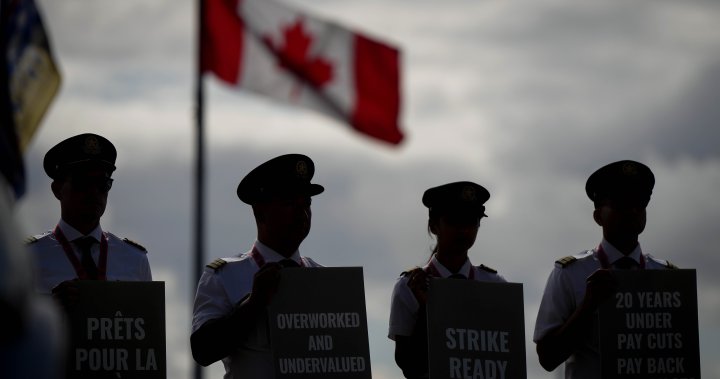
193, 0, 205, 378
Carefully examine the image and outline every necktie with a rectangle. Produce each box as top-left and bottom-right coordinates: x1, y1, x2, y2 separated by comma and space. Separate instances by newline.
614, 256, 638, 270
75, 237, 99, 279
448, 273, 466, 279
279, 259, 300, 268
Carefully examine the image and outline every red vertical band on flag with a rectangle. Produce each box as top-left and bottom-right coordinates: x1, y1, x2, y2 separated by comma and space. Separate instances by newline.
352, 35, 403, 145
202, 0, 244, 84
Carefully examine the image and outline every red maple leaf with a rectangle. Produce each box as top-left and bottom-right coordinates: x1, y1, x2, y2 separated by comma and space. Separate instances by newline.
263, 18, 334, 93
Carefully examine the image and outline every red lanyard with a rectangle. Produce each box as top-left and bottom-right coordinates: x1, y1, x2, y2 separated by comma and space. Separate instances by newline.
426, 261, 475, 280
53, 225, 109, 280
249, 246, 305, 268
596, 244, 645, 270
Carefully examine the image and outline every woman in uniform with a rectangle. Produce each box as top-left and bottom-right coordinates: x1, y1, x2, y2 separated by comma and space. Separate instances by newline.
387, 181, 506, 379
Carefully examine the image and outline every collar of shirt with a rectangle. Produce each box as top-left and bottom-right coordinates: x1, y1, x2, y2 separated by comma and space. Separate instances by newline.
253, 240, 302, 265
427, 254, 473, 278
599, 238, 643, 266
58, 219, 103, 242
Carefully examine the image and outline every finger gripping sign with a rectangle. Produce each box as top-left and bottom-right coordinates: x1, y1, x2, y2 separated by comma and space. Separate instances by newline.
269, 267, 372, 378
67, 281, 166, 378
427, 280, 526, 379
599, 269, 700, 379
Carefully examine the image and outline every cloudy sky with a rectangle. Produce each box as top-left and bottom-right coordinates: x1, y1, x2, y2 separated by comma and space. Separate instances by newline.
13, 0, 720, 377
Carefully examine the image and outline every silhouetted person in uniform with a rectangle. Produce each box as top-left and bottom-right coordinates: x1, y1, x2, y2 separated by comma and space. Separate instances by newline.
191, 153, 325, 378
534, 160, 678, 379
388, 181, 506, 379
27, 133, 152, 303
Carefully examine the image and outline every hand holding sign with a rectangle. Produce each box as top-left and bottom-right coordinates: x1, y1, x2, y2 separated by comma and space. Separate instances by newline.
583, 269, 616, 311
406, 267, 430, 305
248, 262, 284, 306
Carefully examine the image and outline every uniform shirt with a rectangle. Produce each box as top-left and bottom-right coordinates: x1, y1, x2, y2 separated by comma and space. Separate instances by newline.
28, 219, 152, 294
388, 254, 506, 340
192, 241, 322, 379
533, 239, 675, 379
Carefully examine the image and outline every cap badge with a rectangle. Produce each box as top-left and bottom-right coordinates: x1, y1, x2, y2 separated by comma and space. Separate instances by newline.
295, 160, 309, 179
621, 162, 637, 176
83, 135, 101, 155
461, 185, 476, 202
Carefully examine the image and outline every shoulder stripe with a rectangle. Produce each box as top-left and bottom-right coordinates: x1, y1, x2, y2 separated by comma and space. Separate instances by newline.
206, 258, 227, 271
555, 256, 577, 268
122, 238, 147, 252
25, 236, 39, 244
478, 264, 497, 274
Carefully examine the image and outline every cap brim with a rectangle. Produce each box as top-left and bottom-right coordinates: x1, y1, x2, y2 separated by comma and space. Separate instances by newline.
308, 183, 324, 196
434, 205, 487, 218
51, 159, 116, 178
272, 183, 324, 198
239, 183, 324, 204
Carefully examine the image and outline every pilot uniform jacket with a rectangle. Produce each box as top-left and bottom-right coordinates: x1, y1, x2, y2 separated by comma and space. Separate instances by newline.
533, 239, 676, 379
388, 254, 506, 340
28, 219, 152, 294
192, 241, 322, 379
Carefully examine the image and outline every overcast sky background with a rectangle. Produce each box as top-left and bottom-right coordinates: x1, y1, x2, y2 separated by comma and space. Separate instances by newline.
13, 0, 720, 378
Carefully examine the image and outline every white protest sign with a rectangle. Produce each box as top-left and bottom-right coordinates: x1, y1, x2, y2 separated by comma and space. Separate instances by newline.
269, 267, 372, 379
599, 269, 699, 379
427, 280, 526, 379
67, 281, 166, 379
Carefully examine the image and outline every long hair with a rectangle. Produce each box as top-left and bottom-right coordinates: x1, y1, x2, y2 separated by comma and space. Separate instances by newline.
426, 209, 439, 260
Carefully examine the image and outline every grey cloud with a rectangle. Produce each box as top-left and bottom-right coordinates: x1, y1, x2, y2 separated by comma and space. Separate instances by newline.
645, 61, 720, 160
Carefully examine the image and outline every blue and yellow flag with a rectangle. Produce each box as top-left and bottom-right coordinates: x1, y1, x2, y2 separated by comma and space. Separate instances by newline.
1, 0, 61, 198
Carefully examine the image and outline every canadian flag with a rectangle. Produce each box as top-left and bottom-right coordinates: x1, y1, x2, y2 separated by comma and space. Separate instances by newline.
202, 0, 403, 145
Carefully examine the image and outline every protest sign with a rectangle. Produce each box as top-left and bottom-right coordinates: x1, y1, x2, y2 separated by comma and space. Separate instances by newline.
427, 280, 526, 379
269, 267, 371, 379
66, 281, 165, 379
599, 269, 699, 379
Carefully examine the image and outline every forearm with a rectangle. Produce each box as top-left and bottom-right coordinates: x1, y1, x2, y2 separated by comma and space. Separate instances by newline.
536, 303, 595, 371
395, 337, 428, 379
394, 305, 429, 379
191, 296, 262, 366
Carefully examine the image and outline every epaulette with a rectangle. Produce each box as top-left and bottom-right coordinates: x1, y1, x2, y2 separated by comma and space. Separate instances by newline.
555, 256, 577, 268
122, 238, 147, 253
478, 264, 497, 274
647, 254, 679, 269
206, 258, 227, 271
25, 236, 39, 244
